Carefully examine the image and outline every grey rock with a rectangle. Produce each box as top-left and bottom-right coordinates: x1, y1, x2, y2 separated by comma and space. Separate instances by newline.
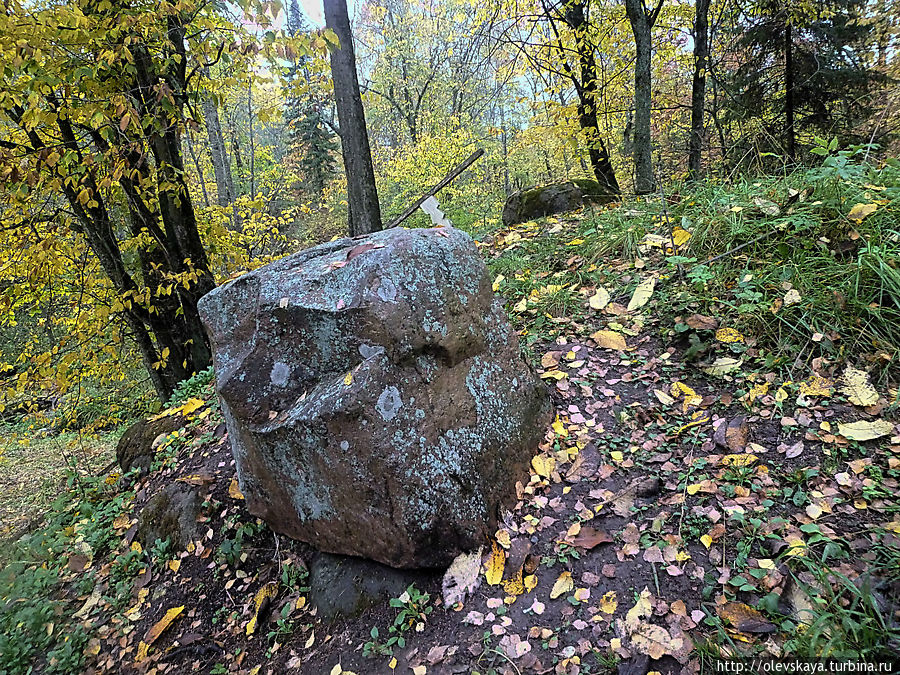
198, 226, 551, 568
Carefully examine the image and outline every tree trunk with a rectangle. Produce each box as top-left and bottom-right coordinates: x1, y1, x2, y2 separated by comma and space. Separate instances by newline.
687, 0, 710, 180
185, 131, 210, 208
562, 0, 620, 194
784, 20, 796, 162
625, 0, 662, 194
324, 0, 382, 236
202, 98, 235, 208
248, 84, 256, 200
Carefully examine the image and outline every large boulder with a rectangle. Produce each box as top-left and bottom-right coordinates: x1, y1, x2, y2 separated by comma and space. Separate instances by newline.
502, 178, 617, 227
198, 226, 551, 569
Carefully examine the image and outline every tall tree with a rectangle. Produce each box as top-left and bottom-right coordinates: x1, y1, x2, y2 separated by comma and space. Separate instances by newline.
538, 0, 621, 194
284, 0, 338, 197
688, 0, 711, 179
624, 0, 664, 193
324, 0, 383, 235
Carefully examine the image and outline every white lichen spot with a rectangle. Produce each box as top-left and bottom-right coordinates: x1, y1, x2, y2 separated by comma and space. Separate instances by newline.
270, 361, 291, 387
376, 277, 398, 303
376, 386, 403, 422
359, 343, 385, 360
340, 440, 350, 452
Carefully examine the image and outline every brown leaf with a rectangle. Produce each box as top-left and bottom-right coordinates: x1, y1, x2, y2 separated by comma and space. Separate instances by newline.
571, 527, 613, 550
685, 314, 718, 330
725, 416, 749, 452
346, 242, 379, 261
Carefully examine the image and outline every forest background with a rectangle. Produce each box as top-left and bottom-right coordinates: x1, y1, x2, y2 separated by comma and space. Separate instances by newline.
0, 0, 897, 451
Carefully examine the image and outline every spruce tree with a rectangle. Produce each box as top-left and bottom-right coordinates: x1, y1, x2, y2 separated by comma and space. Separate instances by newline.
726, 0, 885, 162
284, 0, 338, 197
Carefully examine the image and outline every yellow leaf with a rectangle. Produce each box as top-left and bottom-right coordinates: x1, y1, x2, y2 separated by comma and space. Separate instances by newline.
715, 327, 744, 343
492, 274, 505, 292
532, 454, 556, 478
627, 277, 655, 311
625, 588, 652, 631
775, 387, 788, 403
503, 567, 526, 596
135, 641, 149, 663
686, 484, 703, 495
145, 606, 184, 645
589, 288, 610, 310
540, 369, 567, 380
485, 541, 505, 586
799, 375, 833, 397
131, 541, 142, 554
840, 367, 879, 407
389, 657, 398, 670
700, 535, 713, 549
343, 371, 353, 386
670, 382, 702, 412
848, 203, 877, 221
610, 450, 624, 463
512, 297, 528, 312
496, 529, 511, 549
747, 382, 769, 402
551, 418, 568, 437
549, 571, 574, 599
229, 477, 245, 500
703, 357, 742, 376
180, 397, 205, 415
591, 330, 628, 351
167, 559, 181, 573
785, 536, 806, 557
671, 226, 691, 246
837, 420, 894, 442
565, 238, 584, 246
246, 582, 279, 636
599, 591, 618, 614
524, 574, 537, 592
721, 454, 758, 467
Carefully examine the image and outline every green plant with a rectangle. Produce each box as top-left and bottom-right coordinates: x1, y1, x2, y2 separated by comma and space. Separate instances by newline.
781, 553, 900, 657
166, 367, 216, 408
362, 584, 433, 658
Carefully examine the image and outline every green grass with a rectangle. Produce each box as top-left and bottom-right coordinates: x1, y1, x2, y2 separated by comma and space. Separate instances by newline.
486, 148, 900, 379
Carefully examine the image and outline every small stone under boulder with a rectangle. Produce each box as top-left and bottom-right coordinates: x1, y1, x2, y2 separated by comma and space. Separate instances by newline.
198, 226, 551, 568
502, 179, 617, 227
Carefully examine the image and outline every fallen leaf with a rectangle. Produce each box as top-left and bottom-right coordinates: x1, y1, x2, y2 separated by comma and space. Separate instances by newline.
672, 226, 692, 246
753, 197, 780, 216
589, 288, 611, 310
246, 582, 278, 636
686, 314, 718, 330
717, 602, 776, 634
784, 289, 801, 306
624, 588, 652, 631
532, 454, 556, 478
703, 357, 743, 376
591, 329, 628, 351
228, 477, 245, 500
550, 571, 574, 600
838, 420, 893, 442
145, 606, 184, 645
841, 367, 879, 406
627, 277, 656, 311
443, 548, 483, 607
485, 541, 505, 586
630, 623, 682, 660
571, 527, 613, 550
715, 327, 744, 343
598, 591, 618, 614
848, 203, 877, 221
